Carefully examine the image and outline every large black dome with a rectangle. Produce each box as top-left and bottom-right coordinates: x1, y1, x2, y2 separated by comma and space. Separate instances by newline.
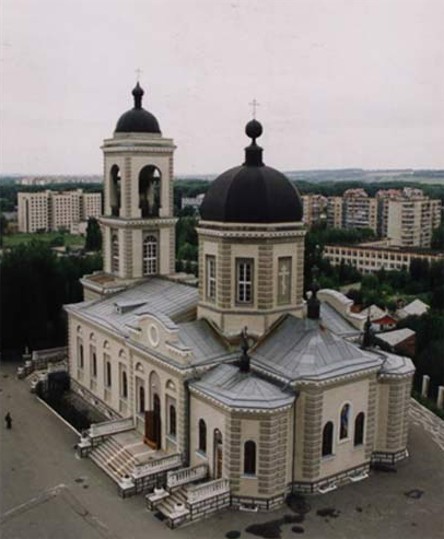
200, 120, 303, 223
115, 83, 161, 134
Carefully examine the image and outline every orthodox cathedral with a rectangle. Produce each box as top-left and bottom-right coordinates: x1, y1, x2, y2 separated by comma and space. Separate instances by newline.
67, 84, 414, 526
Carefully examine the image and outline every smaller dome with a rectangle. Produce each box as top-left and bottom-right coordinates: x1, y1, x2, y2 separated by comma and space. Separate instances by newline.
115, 83, 161, 134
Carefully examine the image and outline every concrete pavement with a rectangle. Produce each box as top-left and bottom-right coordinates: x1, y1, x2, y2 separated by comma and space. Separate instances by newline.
1, 360, 443, 539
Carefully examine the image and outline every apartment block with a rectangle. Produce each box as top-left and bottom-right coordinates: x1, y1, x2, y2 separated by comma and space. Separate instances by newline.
18, 189, 102, 233
302, 194, 328, 226
342, 188, 378, 232
326, 196, 343, 228
377, 188, 441, 248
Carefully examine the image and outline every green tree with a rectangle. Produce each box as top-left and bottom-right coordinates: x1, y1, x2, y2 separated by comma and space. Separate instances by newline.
85, 218, 102, 251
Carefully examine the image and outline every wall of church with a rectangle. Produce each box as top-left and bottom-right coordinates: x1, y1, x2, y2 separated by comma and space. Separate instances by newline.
68, 316, 131, 418
189, 393, 227, 477
318, 378, 370, 480
130, 349, 186, 456
374, 376, 412, 459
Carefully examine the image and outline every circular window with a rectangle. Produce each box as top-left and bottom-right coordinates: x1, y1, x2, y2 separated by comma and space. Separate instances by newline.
148, 324, 159, 347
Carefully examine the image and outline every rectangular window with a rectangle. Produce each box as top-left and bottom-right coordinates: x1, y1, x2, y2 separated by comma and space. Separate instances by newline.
277, 257, 292, 305
236, 259, 254, 304
206, 255, 216, 301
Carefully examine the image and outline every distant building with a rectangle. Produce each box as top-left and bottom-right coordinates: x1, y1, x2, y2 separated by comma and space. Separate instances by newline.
397, 298, 430, 319
377, 188, 441, 248
325, 187, 441, 247
181, 193, 205, 211
323, 240, 444, 274
326, 196, 343, 228
342, 188, 378, 232
302, 194, 327, 227
18, 189, 102, 233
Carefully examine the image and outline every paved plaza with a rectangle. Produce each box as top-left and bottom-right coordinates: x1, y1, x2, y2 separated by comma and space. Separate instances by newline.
1, 360, 443, 539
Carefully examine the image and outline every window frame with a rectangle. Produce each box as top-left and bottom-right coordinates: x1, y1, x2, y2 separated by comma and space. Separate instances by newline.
243, 440, 257, 476
206, 255, 216, 302
143, 235, 158, 275
236, 258, 254, 305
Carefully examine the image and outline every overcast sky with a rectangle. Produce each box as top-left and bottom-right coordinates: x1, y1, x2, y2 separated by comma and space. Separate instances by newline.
1, 0, 443, 175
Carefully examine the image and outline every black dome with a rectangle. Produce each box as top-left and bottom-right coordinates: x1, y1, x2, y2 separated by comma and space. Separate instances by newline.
115, 83, 161, 134
200, 121, 303, 223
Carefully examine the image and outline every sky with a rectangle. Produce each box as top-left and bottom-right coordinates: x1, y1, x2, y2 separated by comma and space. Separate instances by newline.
1, 0, 443, 175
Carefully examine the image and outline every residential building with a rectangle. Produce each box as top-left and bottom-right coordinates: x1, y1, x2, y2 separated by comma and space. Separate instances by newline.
17, 189, 102, 233
302, 194, 328, 227
326, 196, 343, 228
342, 188, 378, 232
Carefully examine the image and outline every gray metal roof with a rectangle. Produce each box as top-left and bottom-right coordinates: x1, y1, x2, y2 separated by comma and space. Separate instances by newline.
251, 316, 382, 382
379, 351, 415, 376
66, 278, 198, 338
319, 301, 361, 338
177, 320, 236, 365
190, 363, 295, 410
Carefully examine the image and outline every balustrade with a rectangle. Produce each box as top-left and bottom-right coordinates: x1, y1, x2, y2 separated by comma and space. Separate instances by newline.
89, 417, 134, 438
132, 453, 182, 480
167, 464, 207, 488
186, 478, 230, 504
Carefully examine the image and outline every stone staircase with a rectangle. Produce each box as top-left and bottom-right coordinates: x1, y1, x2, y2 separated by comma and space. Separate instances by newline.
90, 436, 138, 483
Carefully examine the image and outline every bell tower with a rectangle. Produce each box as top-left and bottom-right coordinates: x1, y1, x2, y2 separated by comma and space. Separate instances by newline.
100, 83, 177, 282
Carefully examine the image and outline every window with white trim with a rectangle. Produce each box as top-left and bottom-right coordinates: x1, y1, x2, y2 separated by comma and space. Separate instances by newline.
236, 259, 254, 304
143, 235, 157, 275
206, 255, 216, 301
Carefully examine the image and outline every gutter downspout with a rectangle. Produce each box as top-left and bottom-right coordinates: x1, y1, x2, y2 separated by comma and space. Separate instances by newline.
291, 388, 300, 495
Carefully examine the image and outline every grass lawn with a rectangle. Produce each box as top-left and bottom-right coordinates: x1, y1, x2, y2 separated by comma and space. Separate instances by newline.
3, 231, 85, 248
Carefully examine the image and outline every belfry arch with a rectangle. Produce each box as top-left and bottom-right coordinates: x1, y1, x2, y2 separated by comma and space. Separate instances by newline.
138, 165, 161, 218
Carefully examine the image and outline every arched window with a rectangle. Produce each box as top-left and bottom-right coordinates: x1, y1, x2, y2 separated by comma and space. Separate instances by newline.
122, 371, 128, 399
139, 165, 161, 217
354, 412, 365, 446
79, 343, 84, 369
340, 404, 351, 440
169, 405, 177, 437
111, 233, 119, 273
110, 165, 121, 217
322, 422, 334, 456
139, 385, 145, 414
91, 350, 97, 377
244, 440, 256, 475
105, 360, 112, 387
198, 419, 207, 453
143, 235, 157, 275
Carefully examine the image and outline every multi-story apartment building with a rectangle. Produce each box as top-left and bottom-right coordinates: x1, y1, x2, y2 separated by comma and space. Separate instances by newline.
302, 194, 328, 227
326, 196, 343, 228
342, 188, 378, 232
18, 189, 102, 233
17, 191, 50, 233
377, 188, 441, 248
324, 240, 444, 274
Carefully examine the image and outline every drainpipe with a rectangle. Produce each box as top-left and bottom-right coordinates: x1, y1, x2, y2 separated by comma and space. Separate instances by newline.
184, 379, 191, 467
291, 388, 300, 495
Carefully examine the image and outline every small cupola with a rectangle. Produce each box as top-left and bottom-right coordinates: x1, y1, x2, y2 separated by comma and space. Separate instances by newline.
115, 83, 161, 134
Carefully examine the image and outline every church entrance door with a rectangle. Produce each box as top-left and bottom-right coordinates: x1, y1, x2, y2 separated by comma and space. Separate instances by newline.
144, 394, 161, 449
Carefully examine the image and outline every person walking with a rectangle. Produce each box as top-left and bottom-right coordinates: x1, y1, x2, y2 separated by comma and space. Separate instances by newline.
5, 412, 12, 429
